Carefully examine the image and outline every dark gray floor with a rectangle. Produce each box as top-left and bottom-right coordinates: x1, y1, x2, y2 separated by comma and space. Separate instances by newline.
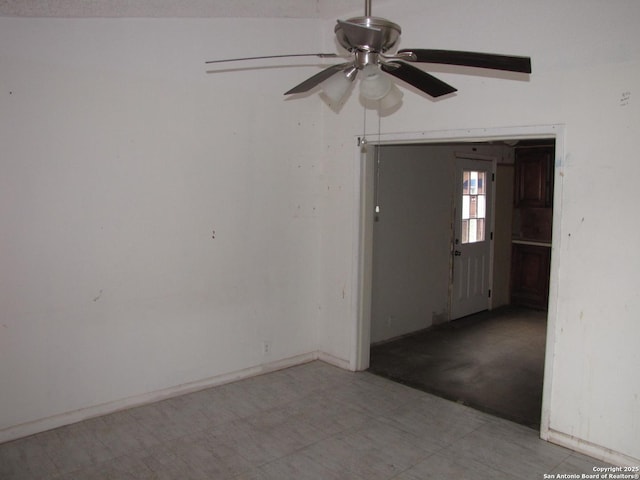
369, 306, 547, 429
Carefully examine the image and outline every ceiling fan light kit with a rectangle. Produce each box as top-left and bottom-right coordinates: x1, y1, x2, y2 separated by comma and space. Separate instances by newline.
360, 65, 392, 100
320, 67, 357, 105
378, 84, 403, 110
206, 0, 532, 112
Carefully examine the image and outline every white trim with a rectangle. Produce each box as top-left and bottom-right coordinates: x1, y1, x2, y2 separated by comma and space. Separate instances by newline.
366, 124, 565, 145
350, 140, 374, 371
318, 350, 352, 371
352, 123, 565, 446
546, 429, 640, 467
1, 351, 325, 444
349, 141, 365, 371
540, 127, 565, 441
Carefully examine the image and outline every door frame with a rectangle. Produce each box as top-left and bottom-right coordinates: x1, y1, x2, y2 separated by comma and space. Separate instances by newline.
350, 124, 564, 441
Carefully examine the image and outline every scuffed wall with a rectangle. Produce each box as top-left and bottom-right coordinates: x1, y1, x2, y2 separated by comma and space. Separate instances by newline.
0, 17, 327, 439
319, 0, 640, 464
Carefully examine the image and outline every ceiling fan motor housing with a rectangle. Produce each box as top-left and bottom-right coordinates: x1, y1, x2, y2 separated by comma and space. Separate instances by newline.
335, 16, 401, 53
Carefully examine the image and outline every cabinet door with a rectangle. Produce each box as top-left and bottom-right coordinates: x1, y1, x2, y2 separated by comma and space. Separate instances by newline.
514, 147, 553, 207
510, 244, 551, 309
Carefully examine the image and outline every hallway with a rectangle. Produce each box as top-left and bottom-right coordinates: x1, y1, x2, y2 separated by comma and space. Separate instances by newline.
369, 306, 546, 429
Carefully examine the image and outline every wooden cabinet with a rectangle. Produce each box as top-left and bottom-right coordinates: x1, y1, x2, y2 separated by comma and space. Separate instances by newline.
514, 146, 553, 208
510, 243, 551, 309
512, 144, 554, 244
513, 207, 553, 242
511, 143, 554, 310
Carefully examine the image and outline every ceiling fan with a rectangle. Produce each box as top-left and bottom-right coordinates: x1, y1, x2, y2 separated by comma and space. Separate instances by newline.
206, 0, 531, 108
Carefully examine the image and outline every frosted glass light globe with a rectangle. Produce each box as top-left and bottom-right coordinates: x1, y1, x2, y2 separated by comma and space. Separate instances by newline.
359, 65, 392, 101
321, 71, 354, 105
379, 84, 403, 110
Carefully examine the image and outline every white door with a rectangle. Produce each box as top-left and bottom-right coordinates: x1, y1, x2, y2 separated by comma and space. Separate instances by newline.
450, 156, 495, 319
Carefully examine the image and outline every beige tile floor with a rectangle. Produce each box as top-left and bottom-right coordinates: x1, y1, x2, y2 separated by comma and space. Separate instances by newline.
0, 361, 612, 479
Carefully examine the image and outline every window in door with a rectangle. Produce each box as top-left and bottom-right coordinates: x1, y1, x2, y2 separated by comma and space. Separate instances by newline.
461, 170, 486, 244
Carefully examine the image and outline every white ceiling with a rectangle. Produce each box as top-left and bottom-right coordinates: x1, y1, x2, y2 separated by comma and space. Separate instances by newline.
0, 0, 368, 18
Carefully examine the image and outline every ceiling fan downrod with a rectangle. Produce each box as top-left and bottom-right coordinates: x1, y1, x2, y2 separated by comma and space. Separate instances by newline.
365, 0, 371, 17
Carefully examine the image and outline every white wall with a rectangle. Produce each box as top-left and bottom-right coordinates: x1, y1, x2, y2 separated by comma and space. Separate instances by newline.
370, 145, 453, 343
0, 17, 329, 439
319, 0, 640, 465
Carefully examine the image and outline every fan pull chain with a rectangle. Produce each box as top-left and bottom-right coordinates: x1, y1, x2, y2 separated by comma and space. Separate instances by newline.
376, 101, 382, 158
374, 105, 382, 219
360, 105, 368, 151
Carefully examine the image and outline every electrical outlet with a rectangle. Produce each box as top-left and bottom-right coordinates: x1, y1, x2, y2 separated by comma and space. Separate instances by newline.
262, 341, 271, 355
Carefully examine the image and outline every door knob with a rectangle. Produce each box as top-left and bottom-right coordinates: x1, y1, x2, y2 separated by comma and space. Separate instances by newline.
454, 250, 462, 256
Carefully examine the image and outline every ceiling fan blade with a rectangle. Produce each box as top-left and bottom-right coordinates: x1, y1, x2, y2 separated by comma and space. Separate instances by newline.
336, 20, 384, 51
398, 49, 532, 73
284, 62, 353, 95
381, 62, 457, 98
205, 53, 339, 64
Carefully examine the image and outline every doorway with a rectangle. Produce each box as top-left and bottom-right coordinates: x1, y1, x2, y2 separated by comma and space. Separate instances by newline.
450, 155, 495, 320
353, 126, 562, 434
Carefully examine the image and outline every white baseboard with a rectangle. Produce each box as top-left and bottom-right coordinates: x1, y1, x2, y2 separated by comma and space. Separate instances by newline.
547, 428, 640, 467
4, 352, 638, 471
0, 351, 323, 444
317, 350, 352, 370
